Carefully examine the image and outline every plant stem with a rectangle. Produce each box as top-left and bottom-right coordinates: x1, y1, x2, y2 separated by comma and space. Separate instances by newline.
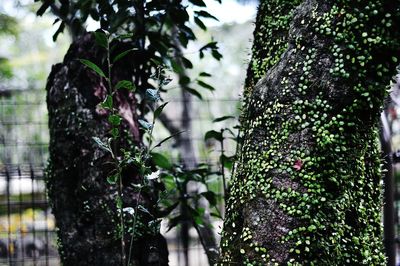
106, 37, 126, 266
127, 187, 142, 266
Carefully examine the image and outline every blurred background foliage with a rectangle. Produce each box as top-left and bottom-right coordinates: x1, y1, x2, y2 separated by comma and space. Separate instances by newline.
0, 0, 256, 168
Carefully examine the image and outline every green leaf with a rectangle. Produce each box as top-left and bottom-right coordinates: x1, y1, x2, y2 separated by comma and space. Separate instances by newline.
108, 114, 122, 126
307, 224, 317, 232
181, 57, 193, 69
197, 80, 215, 91
193, 216, 204, 225
194, 17, 207, 31
199, 72, 212, 77
151, 152, 172, 170
116, 197, 123, 209
200, 191, 217, 206
107, 174, 118, 184
204, 130, 223, 142
179, 76, 191, 85
146, 89, 161, 101
92, 137, 112, 153
150, 58, 162, 66
212, 116, 235, 123
93, 31, 108, 49
116, 33, 133, 40
185, 87, 203, 99
113, 49, 135, 63
36, 1, 52, 16
79, 59, 106, 78
138, 205, 152, 216
138, 119, 153, 130
115, 80, 135, 91
171, 59, 183, 73
188, 0, 206, 7
154, 102, 169, 119
220, 154, 234, 170
167, 215, 184, 231
157, 202, 180, 217
199, 41, 218, 52
210, 212, 222, 219
195, 10, 219, 21
151, 131, 185, 150
99, 95, 113, 110
52, 21, 65, 42
111, 128, 119, 138
212, 49, 223, 61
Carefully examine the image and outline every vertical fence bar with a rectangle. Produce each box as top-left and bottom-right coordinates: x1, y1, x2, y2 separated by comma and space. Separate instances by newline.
18, 165, 25, 265
5, 166, 12, 265
30, 165, 37, 265
381, 111, 396, 266
43, 163, 50, 266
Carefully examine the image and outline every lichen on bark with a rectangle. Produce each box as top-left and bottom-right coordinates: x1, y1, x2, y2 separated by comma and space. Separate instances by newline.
220, 0, 400, 265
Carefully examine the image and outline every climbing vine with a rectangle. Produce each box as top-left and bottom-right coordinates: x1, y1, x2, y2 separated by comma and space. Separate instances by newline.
221, 0, 400, 265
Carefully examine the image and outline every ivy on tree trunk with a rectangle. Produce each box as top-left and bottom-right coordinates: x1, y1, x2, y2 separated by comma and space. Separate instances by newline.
220, 0, 400, 265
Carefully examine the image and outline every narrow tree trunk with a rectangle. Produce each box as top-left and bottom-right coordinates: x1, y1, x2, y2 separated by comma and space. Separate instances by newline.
46, 34, 168, 266
220, 0, 400, 264
168, 27, 219, 265
380, 110, 396, 266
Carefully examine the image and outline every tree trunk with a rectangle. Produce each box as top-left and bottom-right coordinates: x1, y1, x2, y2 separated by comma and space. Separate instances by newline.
46, 33, 168, 266
220, 0, 400, 264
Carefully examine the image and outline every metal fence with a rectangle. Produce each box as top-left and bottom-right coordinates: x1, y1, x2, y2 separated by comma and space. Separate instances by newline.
3, 86, 400, 265
0, 87, 238, 265
0, 165, 58, 266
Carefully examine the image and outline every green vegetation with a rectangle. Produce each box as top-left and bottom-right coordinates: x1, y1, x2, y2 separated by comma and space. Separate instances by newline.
221, 1, 400, 265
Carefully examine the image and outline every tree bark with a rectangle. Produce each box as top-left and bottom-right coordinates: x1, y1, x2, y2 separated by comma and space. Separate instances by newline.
220, 0, 400, 264
46, 33, 168, 266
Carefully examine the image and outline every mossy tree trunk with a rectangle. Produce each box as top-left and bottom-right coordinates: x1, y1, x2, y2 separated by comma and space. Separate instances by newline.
46, 34, 168, 266
220, 0, 400, 265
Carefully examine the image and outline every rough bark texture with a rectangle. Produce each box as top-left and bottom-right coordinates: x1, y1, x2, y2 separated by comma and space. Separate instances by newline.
46, 34, 168, 266
220, 0, 400, 265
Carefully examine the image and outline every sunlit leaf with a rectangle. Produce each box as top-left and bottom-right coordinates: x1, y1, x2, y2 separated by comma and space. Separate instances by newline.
151, 153, 172, 169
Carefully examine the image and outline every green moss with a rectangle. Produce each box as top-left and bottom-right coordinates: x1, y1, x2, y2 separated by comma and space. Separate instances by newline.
220, 0, 400, 265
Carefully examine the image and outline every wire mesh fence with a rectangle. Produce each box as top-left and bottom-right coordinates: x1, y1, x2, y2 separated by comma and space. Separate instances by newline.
0, 165, 59, 266
0, 87, 239, 265
6, 85, 400, 265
